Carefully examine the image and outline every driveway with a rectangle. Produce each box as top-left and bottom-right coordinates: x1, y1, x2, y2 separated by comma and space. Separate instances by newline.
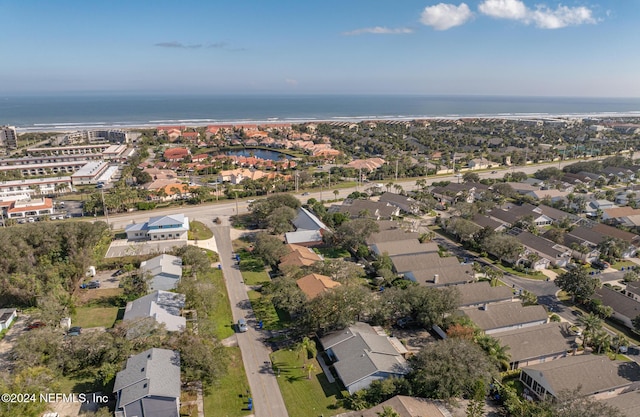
212, 220, 289, 417
0, 315, 27, 372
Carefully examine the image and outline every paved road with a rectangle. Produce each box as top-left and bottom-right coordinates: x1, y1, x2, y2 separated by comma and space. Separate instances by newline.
212, 220, 289, 417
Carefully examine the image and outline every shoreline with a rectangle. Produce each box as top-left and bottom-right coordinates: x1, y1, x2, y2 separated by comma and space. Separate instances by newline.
13, 111, 640, 134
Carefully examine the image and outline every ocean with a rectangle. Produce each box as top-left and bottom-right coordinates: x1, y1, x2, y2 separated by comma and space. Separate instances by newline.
1, 94, 639, 131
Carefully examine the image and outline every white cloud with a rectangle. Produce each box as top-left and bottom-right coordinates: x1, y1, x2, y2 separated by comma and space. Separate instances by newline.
478, 0, 527, 19
529, 5, 596, 29
420, 3, 473, 30
478, 0, 597, 29
342, 26, 414, 36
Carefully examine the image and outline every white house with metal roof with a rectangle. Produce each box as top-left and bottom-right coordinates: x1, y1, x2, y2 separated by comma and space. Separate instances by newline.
140, 254, 183, 291
113, 348, 181, 417
125, 214, 189, 241
284, 207, 328, 246
123, 290, 186, 336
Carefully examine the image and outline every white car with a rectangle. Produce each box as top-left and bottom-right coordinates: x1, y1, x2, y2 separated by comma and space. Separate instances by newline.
237, 318, 248, 333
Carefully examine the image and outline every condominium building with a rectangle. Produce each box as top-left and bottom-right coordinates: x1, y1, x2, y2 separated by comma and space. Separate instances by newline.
0, 126, 18, 150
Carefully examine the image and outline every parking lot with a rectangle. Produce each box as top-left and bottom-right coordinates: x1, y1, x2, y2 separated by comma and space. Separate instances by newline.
105, 238, 187, 258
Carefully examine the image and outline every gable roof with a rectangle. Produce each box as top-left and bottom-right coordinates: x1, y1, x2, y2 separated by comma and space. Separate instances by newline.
320, 322, 408, 388
279, 244, 323, 267
461, 303, 548, 333
371, 239, 438, 257
453, 281, 514, 307
114, 348, 181, 411
140, 254, 183, 279
293, 207, 328, 231
411, 264, 475, 287
515, 230, 571, 260
593, 286, 640, 320
148, 214, 186, 228
391, 252, 460, 274
335, 395, 447, 417
492, 322, 576, 363
600, 390, 640, 417
366, 229, 420, 245
124, 291, 186, 332
296, 273, 341, 299
521, 355, 640, 398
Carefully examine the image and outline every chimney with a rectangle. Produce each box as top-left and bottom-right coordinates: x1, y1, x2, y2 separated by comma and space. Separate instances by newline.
433, 274, 439, 284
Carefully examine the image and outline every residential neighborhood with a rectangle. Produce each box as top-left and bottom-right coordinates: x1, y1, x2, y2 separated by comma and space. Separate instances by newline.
2, 117, 640, 417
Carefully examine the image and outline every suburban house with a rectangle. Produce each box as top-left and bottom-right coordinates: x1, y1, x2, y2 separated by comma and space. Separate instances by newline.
430, 182, 489, 205
460, 302, 548, 334
366, 224, 420, 247
565, 223, 640, 259
279, 244, 324, 268
163, 147, 190, 162
468, 157, 493, 170
113, 348, 181, 417
492, 323, 577, 370
378, 192, 421, 215
140, 254, 183, 291
453, 282, 514, 308
513, 230, 572, 269
370, 239, 438, 258
329, 199, 400, 220
335, 395, 448, 417
284, 207, 329, 246
600, 390, 640, 417
125, 214, 190, 241
123, 291, 186, 336
0, 308, 17, 330
519, 355, 640, 401
391, 252, 474, 284
320, 322, 409, 394
296, 273, 341, 300
592, 286, 640, 329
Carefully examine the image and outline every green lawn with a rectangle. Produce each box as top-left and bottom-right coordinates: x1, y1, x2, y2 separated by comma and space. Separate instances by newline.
203, 269, 235, 339
610, 260, 636, 270
203, 347, 252, 417
247, 290, 289, 330
71, 307, 120, 328
270, 349, 345, 417
188, 220, 214, 240
237, 249, 271, 286
314, 247, 351, 259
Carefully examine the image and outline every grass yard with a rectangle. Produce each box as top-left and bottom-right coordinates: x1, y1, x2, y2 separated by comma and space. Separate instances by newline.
189, 220, 214, 240
237, 249, 271, 286
314, 247, 351, 259
270, 349, 345, 417
247, 290, 288, 330
610, 260, 636, 270
203, 269, 235, 340
203, 347, 252, 417
71, 306, 120, 328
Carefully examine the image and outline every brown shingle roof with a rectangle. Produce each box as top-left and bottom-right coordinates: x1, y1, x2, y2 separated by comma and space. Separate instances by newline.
461, 303, 548, 333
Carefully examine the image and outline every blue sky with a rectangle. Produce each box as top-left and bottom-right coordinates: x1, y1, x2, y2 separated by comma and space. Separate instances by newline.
0, 0, 637, 97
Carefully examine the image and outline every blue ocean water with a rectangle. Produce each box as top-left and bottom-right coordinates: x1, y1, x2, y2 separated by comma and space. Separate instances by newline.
0, 94, 639, 131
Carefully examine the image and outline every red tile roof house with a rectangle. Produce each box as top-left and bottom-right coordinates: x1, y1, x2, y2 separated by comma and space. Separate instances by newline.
157, 126, 185, 135
191, 153, 209, 163
181, 131, 199, 142
163, 148, 190, 162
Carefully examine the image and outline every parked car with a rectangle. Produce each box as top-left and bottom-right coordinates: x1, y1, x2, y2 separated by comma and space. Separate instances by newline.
112, 269, 124, 277
302, 192, 310, 196
237, 318, 248, 333
491, 170, 498, 174
591, 260, 609, 270
81, 280, 101, 289
27, 321, 46, 330
396, 317, 416, 328
247, 199, 255, 203
67, 326, 82, 336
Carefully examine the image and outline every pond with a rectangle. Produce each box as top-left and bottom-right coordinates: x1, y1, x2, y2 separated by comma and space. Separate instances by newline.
226, 149, 293, 161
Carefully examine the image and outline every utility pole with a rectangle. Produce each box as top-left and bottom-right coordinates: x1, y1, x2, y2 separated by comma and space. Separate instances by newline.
395, 159, 399, 182
101, 187, 109, 225
234, 191, 239, 214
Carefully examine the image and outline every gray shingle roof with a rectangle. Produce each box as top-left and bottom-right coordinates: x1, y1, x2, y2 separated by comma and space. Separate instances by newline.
293, 207, 328, 231
320, 322, 408, 388
521, 355, 640, 398
593, 287, 640, 321
453, 281, 514, 307
114, 348, 181, 410
492, 323, 576, 363
371, 239, 438, 257
124, 291, 186, 332
461, 303, 548, 333
335, 395, 448, 417
391, 252, 460, 274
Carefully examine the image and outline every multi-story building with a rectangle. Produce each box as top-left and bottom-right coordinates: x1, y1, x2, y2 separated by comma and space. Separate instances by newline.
27, 144, 111, 156
70, 161, 110, 185
0, 126, 18, 150
0, 177, 73, 199
63, 129, 130, 145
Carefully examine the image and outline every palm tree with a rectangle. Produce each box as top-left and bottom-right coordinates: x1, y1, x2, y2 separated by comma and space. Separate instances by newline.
476, 335, 511, 370
303, 362, 317, 380
578, 313, 603, 348
333, 189, 339, 199
393, 184, 404, 195
385, 182, 393, 193
296, 337, 317, 361
612, 333, 630, 355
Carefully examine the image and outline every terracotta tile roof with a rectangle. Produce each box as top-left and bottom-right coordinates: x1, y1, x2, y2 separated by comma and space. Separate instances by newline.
296, 273, 341, 299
